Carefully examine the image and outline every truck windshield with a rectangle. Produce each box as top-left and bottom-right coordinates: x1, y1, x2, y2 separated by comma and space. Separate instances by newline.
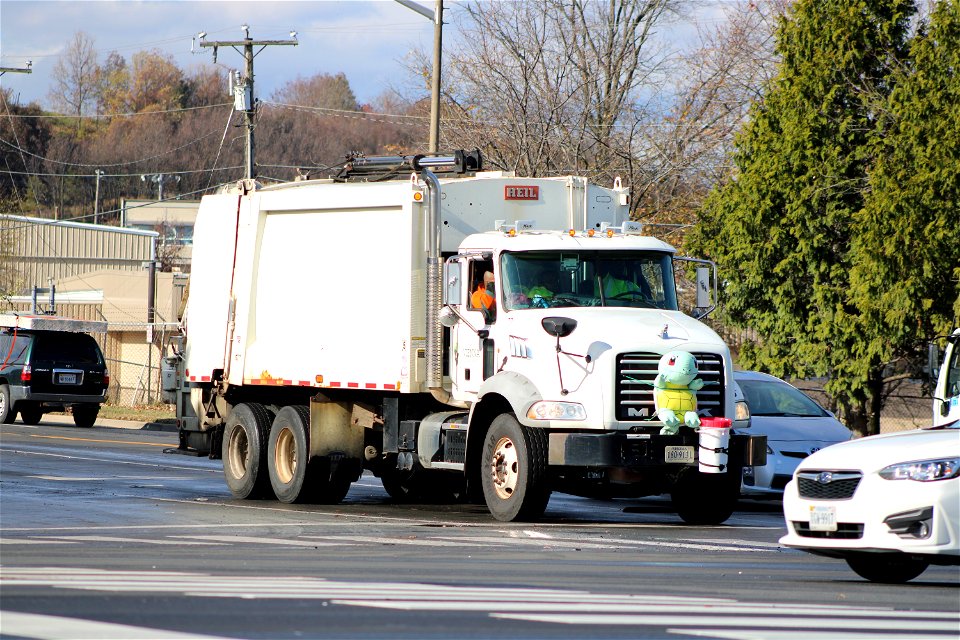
500, 251, 678, 311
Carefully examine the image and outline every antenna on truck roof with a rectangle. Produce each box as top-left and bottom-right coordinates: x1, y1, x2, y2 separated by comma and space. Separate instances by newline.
332, 149, 482, 182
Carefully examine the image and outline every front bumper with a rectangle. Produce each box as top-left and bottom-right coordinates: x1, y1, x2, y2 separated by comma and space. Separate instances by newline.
548, 430, 766, 469
780, 472, 960, 559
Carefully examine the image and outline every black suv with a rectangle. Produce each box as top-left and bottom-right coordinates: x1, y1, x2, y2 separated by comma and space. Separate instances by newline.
0, 329, 109, 428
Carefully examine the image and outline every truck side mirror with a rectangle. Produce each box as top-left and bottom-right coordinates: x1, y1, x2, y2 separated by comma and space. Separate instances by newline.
443, 260, 462, 305
928, 342, 941, 381
696, 267, 712, 309
541, 316, 577, 338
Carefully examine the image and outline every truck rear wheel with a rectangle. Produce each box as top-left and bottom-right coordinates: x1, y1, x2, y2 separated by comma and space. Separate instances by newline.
268, 405, 352, 504
671, 467, 739, 525
481, 414, 551, 522
222, 403, 273, 499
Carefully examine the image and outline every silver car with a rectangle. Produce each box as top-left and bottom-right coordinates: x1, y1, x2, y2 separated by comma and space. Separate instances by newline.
734, 370, 852, 498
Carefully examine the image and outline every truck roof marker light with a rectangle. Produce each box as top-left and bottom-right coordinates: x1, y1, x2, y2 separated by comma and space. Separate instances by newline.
413, 191, 423, 202
587, 228, 595, 237
568, 229, 576, 237
315, 374, 323, 384
495, 219, 535, 236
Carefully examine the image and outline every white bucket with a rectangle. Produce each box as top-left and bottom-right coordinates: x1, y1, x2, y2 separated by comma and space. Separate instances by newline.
698, 417, 731, 474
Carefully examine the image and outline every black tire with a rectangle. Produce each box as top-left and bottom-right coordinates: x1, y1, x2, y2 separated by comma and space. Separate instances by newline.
0, 385, 16, 424
845, 554, 930, 583
671, 468, 739, 525
222, 403, 274, 499
19, 403, 42, 426
72, 404, 99, 428
268, 405, 352, 504
480, 413, 551, 522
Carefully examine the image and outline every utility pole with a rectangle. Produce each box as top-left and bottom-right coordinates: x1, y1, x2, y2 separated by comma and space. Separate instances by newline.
394, 0, 443, 153
140, 173, 180, 201
0, 61, 32, 77
199, 26, 298, 180
94, 169, 104, 224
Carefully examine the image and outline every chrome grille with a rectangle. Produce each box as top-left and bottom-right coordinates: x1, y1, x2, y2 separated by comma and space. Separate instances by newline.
797, 471, 862, 500
616, 351, 725, 423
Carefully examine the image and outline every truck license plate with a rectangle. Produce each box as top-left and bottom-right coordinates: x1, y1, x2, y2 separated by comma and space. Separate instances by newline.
57, 373, 78, 385
664, 446, 694, 464
809, 505, 837, 532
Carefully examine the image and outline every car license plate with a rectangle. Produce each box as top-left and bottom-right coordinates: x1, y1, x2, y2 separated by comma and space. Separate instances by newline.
809, 505, 837, 532
57, 372, 78, 385
665, 446, 694, 464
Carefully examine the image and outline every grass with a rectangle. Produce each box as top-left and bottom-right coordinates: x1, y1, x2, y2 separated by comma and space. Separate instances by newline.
99, 404, 175, 422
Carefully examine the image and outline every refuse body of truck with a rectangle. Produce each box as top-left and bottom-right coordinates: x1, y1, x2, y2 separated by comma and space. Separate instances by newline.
931, 328, 960, 427
164, 150, 766, 523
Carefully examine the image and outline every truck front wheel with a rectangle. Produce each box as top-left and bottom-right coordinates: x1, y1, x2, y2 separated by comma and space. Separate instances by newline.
671, 468, 739, 525
480, 414, 551, 522
268, 405, 352, 504
222, 403, 273, 499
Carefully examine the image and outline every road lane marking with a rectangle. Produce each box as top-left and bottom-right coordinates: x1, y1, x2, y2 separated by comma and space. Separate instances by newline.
0, 446, 219, 473
29, 434, 170, 447
43, 536, 225, 546
491, 612, 959, 633
170, 535, 354, 547
299, 535, 466, 547
0, 611, 232, 640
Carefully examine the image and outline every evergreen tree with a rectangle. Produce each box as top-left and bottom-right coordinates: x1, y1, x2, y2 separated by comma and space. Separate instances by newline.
850, 0, 960, 416
688, 0, 915, 435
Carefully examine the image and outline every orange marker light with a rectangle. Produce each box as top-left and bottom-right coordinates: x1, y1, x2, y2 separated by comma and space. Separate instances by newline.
315, 375, 324, 384
568, 229, 576, 237
587, 229, 595, 237
413, 192, 423, 202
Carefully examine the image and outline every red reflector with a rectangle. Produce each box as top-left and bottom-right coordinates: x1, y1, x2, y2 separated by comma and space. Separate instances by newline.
504, 185, 539, 201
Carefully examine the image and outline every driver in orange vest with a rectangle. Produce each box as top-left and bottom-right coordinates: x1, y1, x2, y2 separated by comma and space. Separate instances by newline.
472, 270, 496, 321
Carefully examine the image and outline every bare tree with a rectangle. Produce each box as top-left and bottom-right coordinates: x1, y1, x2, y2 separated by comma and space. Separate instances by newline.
48, 31, 101, 135
637, 0, 788, 239
438, 1, 676, 192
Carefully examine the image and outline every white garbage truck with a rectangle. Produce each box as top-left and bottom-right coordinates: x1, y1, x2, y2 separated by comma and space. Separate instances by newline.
165, 151, 764, 523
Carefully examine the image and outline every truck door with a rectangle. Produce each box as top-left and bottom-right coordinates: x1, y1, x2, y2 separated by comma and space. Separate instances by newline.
450, 257, 496, 400
935, 335, 960, 426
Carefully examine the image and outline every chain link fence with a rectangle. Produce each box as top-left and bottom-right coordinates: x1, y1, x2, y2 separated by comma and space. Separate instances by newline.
101, 322, 179, 407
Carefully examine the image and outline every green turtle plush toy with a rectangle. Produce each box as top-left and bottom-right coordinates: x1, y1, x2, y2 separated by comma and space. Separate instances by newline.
654, 350, 704, 435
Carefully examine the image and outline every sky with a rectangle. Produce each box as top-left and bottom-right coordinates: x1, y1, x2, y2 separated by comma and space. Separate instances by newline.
0, 0, 445, 108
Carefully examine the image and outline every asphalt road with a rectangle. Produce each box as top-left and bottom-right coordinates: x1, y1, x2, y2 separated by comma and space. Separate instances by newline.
1, 417, 957, 640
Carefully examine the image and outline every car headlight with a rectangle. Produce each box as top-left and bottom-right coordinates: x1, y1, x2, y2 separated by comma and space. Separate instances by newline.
735, 399, 750, 421
526, 401, 586, 421
879, 457, 960, 482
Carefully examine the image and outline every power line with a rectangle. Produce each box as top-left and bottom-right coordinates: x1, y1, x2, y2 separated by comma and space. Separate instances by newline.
5, 102, 232, 120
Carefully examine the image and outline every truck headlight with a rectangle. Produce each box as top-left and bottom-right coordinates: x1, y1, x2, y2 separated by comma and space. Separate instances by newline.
879, 457, 960, 482
526, 402, 586, 421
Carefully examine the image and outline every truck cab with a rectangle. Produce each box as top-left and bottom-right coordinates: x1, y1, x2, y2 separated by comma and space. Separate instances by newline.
424, 221, 757, 521
933, 328, 960, 426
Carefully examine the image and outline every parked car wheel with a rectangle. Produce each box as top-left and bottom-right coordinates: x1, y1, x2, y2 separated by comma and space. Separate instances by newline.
72, 404, 99, 428
0, 385, 15, 424
19, 404, 43, 426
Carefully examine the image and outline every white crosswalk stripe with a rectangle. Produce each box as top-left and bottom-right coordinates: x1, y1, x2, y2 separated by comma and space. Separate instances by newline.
0, 530, 787, 553
1, 567, 956, 639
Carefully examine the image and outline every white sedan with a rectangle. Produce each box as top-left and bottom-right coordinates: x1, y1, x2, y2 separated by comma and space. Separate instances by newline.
734, 371, 852, 497
780, 421, 960, 583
